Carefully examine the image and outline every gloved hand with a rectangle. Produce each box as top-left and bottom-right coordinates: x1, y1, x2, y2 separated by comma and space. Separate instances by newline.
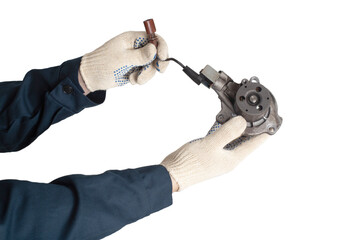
161, 116, 269, 191
79, 31, 169, 92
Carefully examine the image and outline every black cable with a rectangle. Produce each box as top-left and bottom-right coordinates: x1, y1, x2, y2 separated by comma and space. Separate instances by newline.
165, 58, 185, 68
165, 57, 206, 86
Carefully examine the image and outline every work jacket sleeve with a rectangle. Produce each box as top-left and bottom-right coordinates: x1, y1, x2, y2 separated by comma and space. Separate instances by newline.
0, 165, 173, 240
0, 57, 106, 152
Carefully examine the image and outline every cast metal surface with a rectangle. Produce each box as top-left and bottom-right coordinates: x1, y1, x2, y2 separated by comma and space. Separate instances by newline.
200, 65, 282, 136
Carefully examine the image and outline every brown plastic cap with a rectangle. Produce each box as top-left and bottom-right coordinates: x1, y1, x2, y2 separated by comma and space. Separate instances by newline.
144, 19, 156, 35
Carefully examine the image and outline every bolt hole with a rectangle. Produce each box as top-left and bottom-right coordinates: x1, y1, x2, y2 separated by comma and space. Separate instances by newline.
250, 77, 259, 83
245, 86, 247, 88
246, 109, 248, 112
256, 105, 263, 111
269, 127, 275, 133
267, 97, 269, 100
240, 96, 245, 101
256, 87, 262, 92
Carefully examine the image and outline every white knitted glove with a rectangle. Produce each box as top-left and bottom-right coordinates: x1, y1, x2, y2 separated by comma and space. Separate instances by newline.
79, 31, 169, 92
161, 116, 269, 191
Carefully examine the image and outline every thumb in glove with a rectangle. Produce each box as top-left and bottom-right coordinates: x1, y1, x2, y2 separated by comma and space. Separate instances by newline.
161, 116, 268, 191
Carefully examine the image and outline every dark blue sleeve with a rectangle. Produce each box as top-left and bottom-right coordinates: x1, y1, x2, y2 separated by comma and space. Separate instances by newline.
0, 57, 106, 152
0, 165, 173, 240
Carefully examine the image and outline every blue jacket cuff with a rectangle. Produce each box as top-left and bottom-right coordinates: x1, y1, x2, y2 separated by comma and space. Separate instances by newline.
136, 165, 173, 214
49, 57, 106, 113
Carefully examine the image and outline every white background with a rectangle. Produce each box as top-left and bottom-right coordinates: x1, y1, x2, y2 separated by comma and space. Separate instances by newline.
1, 0, 359, 239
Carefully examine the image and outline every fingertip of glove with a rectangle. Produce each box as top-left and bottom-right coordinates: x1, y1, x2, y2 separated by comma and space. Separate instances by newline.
227, 116, 247, 132
221, 117, 246, 140
138, 65, 157, 85
129, 72, 138, 85
136, 74, 151, 85
254, 133, 270, 144
146, 43, 158, 54
154, 60, 169, 73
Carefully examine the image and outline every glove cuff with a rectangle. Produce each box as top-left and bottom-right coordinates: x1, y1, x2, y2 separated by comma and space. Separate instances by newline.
80, 47, 114, 92
161, 149, 208, 191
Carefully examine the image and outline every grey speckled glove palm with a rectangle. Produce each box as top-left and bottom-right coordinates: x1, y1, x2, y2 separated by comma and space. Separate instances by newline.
161, 116, 269, 191
80, 31, 169, 92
